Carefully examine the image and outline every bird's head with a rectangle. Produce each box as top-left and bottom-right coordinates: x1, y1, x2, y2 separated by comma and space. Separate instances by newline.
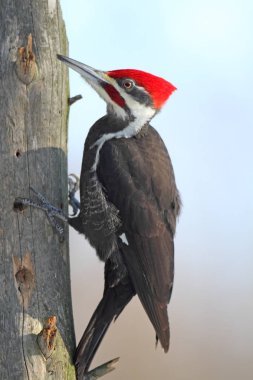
58, 54, 176, 130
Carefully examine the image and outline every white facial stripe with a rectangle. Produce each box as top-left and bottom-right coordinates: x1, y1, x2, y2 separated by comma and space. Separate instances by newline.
112, 79, 155, 124
88, 77, 156, 172
122, 95, 155, 134
91, 132, 117, 171
90, 102, 155, 172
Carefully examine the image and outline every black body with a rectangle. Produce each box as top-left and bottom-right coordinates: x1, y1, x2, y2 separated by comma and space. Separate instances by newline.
69, 115, 181, 378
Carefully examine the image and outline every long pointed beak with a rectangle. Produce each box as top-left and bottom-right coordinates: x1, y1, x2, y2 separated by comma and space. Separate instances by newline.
57, 54, 109, 84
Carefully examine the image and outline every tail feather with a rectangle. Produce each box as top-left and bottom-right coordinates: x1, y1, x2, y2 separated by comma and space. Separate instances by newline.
74, 274, 135, 379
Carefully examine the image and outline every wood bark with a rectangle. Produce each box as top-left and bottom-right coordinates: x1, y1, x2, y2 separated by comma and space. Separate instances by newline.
0, 1, 76, 379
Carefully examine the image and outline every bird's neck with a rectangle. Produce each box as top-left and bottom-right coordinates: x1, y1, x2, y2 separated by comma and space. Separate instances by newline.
84, 107, 154, 174
106, 102, 155, 136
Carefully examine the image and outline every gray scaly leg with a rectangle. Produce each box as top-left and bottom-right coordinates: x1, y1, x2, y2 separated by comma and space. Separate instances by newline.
15, 186, 67, 236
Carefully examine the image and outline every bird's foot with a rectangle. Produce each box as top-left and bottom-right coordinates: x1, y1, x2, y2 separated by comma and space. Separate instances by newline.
68, 173, 80, 216
14, 186, 67, 236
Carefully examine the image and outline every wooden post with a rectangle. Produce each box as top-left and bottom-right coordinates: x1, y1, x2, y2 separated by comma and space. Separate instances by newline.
0, 1, 76, 378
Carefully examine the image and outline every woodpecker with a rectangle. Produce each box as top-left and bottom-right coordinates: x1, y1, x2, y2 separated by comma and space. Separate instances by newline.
17, 55, 181, 379
57, 54, 181, 378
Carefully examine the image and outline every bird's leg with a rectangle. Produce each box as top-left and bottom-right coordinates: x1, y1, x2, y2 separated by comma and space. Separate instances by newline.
14, 174, 81, 236
15, 186, 68, 236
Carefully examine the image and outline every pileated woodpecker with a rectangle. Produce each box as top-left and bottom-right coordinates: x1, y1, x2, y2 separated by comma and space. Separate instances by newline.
59, 55, 181, 378
16, 55, 181, 379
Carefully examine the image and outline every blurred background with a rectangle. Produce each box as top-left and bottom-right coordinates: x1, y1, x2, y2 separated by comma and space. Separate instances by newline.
60, 1, 253, 379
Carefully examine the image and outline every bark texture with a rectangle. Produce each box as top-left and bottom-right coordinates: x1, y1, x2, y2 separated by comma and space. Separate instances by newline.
0, 1, 76, 378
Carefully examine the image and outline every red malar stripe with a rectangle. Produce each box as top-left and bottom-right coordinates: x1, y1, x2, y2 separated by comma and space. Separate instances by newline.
103, 83, 125, 108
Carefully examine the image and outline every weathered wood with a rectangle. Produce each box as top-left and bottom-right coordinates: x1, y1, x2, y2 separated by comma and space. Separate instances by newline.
0, 1, 76, 378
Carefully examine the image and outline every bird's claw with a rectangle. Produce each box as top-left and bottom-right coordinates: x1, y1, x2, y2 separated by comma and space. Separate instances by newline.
68, 173, 80, 216
15, 174, 80, 236
15, 186, 67, 236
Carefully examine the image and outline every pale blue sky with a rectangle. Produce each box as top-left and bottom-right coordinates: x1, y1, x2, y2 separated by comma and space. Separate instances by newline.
60, 1, 253, 379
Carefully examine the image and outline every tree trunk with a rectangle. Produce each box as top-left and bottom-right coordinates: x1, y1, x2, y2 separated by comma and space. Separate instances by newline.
0, 1, 76, 379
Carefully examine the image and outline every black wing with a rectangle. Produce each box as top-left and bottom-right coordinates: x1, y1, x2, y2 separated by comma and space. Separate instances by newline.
98, 125, 181, 351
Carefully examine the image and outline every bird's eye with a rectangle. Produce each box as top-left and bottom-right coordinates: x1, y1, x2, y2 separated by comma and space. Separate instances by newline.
122, 79, 134, 91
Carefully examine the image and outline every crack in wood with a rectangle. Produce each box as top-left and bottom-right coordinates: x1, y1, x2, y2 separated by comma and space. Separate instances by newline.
12, 251, 35, 380
20, 290, 31, 380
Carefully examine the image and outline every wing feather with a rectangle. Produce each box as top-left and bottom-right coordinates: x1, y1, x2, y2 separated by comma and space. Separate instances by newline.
98, 125, 180, 350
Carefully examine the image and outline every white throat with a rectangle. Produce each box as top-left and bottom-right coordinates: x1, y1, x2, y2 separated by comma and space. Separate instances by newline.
87, 77, 156, 172
91, 104, 155, 172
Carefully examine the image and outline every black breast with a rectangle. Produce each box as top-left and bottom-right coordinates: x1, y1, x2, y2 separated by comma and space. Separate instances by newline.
78, 115, 181, 263
98, 125, 181, 237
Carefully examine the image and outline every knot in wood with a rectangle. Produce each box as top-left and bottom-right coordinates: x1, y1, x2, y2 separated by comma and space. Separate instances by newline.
15, 267, 34, 292
37, 316, 58, 359
15, 33, 37, 85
